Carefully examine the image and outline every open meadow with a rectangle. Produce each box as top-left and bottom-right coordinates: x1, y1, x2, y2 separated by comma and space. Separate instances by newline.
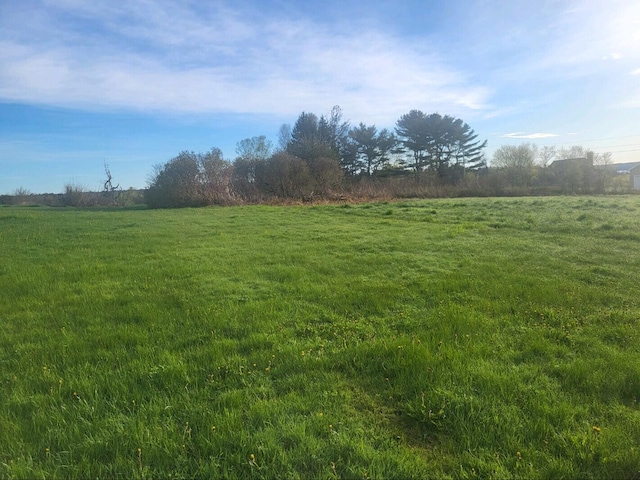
1, 196, 640, 479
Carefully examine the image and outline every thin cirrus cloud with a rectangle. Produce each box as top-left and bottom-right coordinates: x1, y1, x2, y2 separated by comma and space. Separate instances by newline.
2, 0, 638, 123
500, 132, 561, 139
0, 1, 490, 124
602, 53, 623, 61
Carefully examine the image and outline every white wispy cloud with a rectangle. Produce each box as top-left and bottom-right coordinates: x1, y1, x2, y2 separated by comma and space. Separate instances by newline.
0, 1, 490, 124
2, 0, 637, 128
500, 132, 560, 139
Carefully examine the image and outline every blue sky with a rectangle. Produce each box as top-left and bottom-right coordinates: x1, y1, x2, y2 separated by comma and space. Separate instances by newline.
1, 0, 639, 194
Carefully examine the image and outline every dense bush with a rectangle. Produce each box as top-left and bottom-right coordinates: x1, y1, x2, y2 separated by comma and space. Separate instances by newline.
145, 150, 234, 208
231, 157, 263, 202
308, 156, 343, 197
255, 152, 313, 200
63, 182, 88, 207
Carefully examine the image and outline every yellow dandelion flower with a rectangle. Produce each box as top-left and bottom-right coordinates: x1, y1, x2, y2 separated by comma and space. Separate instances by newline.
592, 426, 601, 433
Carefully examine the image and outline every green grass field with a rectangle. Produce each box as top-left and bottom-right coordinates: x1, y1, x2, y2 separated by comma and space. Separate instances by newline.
1, 196, 640, 479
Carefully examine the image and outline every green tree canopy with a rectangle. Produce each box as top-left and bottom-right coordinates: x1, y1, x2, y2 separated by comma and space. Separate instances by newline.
287, 107, 349, 162
396, 111, 486, 181
347, 123, 398, 176
395, 110, 430, 178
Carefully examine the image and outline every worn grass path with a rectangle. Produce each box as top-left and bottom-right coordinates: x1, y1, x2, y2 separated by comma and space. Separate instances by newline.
1, 196, 639, 478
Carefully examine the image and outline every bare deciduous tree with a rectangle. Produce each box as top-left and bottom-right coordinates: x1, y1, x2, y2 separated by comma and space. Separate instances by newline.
491, 143, 538, 187
103, 161, 121, 205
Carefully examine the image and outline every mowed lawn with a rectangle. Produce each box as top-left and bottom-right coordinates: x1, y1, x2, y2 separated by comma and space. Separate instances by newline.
1, 196, 639, 479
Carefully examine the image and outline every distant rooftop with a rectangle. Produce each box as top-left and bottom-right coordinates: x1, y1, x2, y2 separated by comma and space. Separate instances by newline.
604, 161, 640, 174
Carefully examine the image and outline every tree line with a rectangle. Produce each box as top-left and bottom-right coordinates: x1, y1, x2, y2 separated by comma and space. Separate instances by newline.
489, 143, 617, 194
144, 106, 625, 208
145, 106, 494, 207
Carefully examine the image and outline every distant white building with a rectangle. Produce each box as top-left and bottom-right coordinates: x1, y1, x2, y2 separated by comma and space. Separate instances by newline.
607, 161, 640, 175
630, 164, 640, 190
